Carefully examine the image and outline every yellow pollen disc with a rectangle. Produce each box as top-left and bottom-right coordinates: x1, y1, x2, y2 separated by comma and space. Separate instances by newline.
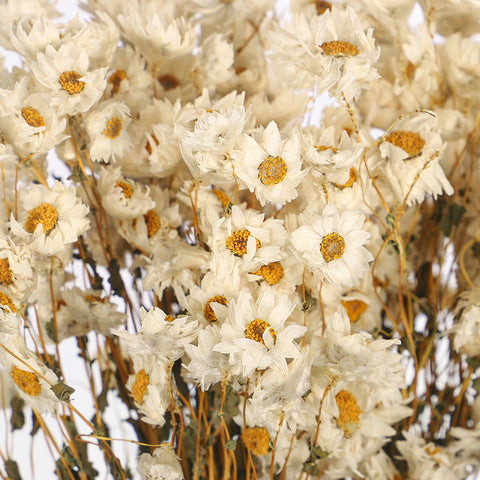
59, 71, 85, 95
144, 210, 161, 238
164, 315, 175, 322
145, 134, 159, 155
11, 366, 41, 396
321, 232, 345, 262
115, 181, 134, 199
315, 0, 332, 14
131, 369, 149, 405
405, 62, 416, 79
0, 258, 13, 286
242, 427, 270, 456
335, 389, 362, 437
314, 145, 338, 153
103, 117, 122, 139
158, 74, 180, 91
85, 294, 105, 303
21, 106, 45, 130
252, 262, 284, 286
342, 299, 368, 323
25, 203, 58, 235
385, 130, 425, 157
244, 318, 276, 346
213, 189, 230, 208
0, 291, 17, 312
108, 69, 127, 95
334, 167, 357, 189
226, 229, 261, 257
204, 295, 228, 323
258, 156, 288, 186
426, 445, 442, 456
321, 41, 359, 57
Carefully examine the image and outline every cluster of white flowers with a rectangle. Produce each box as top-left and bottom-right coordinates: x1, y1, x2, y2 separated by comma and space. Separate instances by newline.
1, 0, 480, 479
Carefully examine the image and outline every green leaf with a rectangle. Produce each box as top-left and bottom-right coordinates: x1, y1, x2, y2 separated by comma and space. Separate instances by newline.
310, 445, 328, 459
225, 439, 237, 451
10, 396, 25, 431
107, 258, 125, 296
51, 381, 75, 402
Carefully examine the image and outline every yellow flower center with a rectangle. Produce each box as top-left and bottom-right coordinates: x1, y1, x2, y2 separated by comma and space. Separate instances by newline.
252, 262, 284, 285
108, 69, 127, 95
85, 294, 105, 303
204, 295, 228, 323
321, 232, 345, 262
21, 106, 45, 130
334, 168, 357, 189
0, 258, 13, 286
342, 299, 368, 323
11, 366, 41, 396
245, 319, 277, 346
314, 145, 338, 153
143, 210, 161, 238
225, 229, 261, 257
335, 389, 362, 437
145, 134, 159, 155
405, 62, 416, 80
315, 0, 332, 14
242, 427, 270, 456
25, 203, 58, 235
257, 155, 288, 186
115, 181, 133, 199
103, 117, 122, 139
164, 315, 175, 322
158, 74, 180, 91
0, 291, 16, 312
320, 41, 359, 57
59, 71, 85, 95
131, 369, 149, 405
385, 130, 425, 157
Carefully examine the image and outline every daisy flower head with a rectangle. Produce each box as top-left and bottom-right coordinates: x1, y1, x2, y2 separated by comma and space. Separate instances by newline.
213, 288, 307, 379
137, 444, 185, 480
233, 122, 306, 206
97, 166, 155, 220
30, 42, 107, 115
290, 203, 373, 290
84, 100, 132, 163
271, 6, 379, 102
9, 181, 90, 257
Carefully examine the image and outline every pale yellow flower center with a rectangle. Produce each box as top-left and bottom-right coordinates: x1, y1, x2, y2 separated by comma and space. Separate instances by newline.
226, 229, 261, 257
342, 299, 368, 323
245, 318, 276, 346
334, 167, 357, 189
385, 130, 425, 157
314, 145, 338, 153
85, 294, 105, 303
213, 189, 230, 208
115, 181, 133, 199
11, 366, 41, 396
252, 262, 284, 285
405, 62, 416, 80
131, 369, 149, 405
204, 295, 228, 323
59, 71, 85, 95
108, 69, 127, 95
0, 258, 13, 286
335, 389, 362, 437
242, 427, 270, 456
25, 203, 58, 235
158, 74, 180, 91
103, 117, 122, 139
321, 41, 359, 57
321, 232, 345, 262
144, 210, 161, 238
21, 106, 45, 129
164, 315, 175, 322
0, 291, 16, 312
258, 156, 288, 186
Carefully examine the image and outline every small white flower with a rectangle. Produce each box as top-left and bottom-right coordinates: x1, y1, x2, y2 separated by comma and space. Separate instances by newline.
137, 444, 184, 480
9, 181, 90, 257
233, 122, 306, 206
213, 288, 306, 378
290, 203, 373, 289
85, 100, 132, 163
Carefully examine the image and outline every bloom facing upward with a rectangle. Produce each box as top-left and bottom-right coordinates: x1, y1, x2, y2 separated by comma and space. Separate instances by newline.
290, 203, 373, 289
